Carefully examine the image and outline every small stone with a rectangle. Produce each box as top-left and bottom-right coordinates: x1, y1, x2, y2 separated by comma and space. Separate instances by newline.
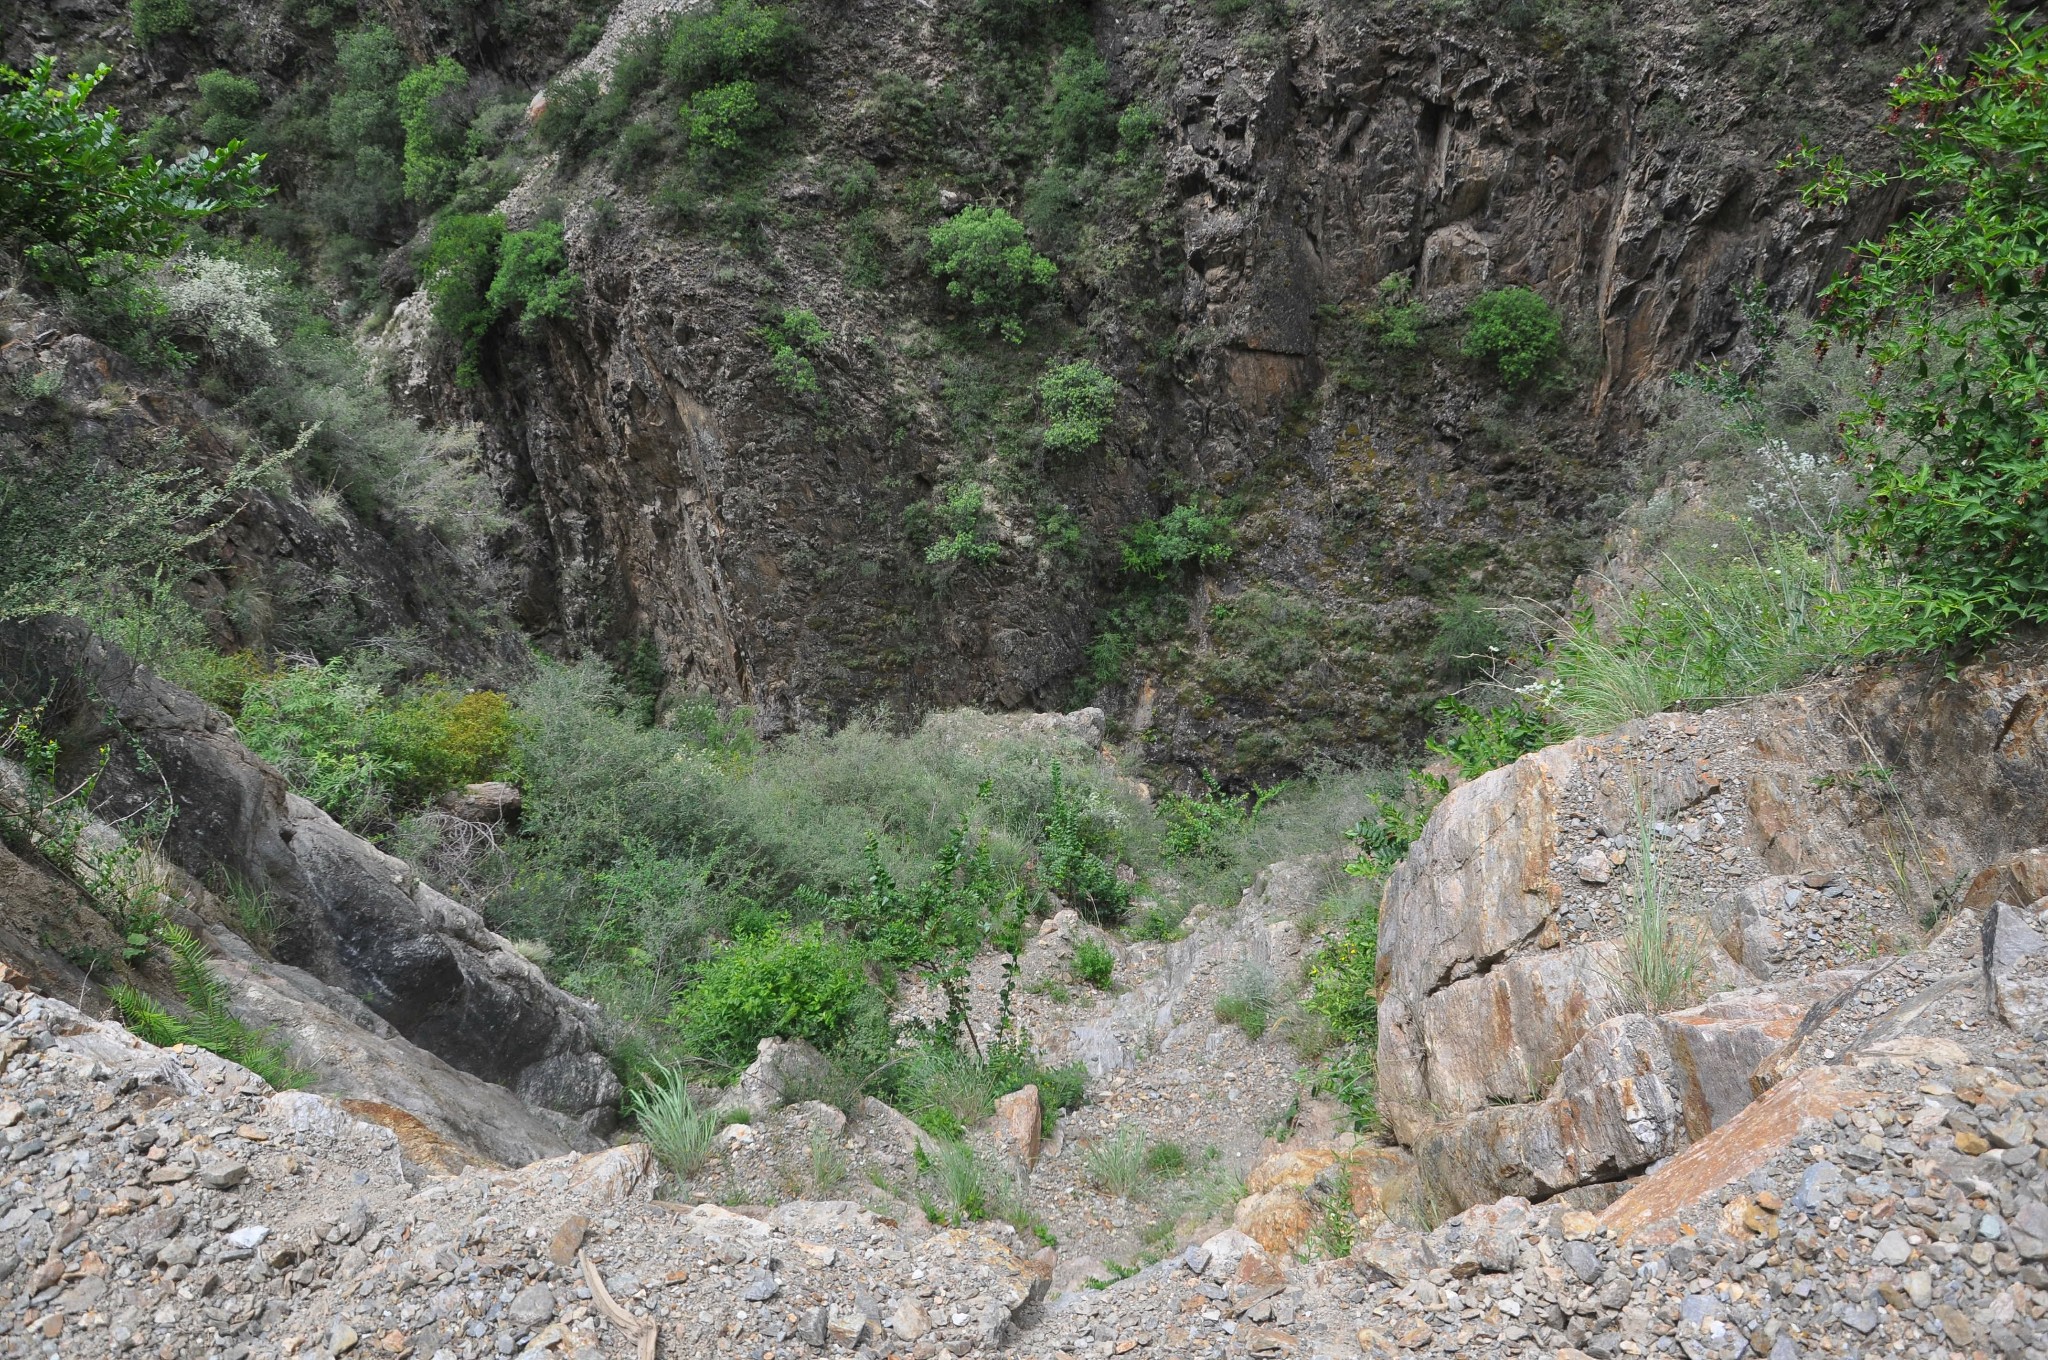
1955, 1129, 1992, 1157
507, 1283, 555, 1327
1982, 1212, 2007, 1241
0, 1101, 20, 1128
233, 1125, 269, 1142
740, 1269, 779, 1302
1574, 852, 1613, 885
330, 1323, 361, 1355
1564, 1240, 1602, 1284
1932, 1305, 1976, 1346
1769, 1336, 1799, 1360
1903, 1268, 1932, 1308
1182, 1244, 1211, 1275
1873, 1229, 1912, 1265
1988, 1117, 2035, 1150
889, 1298, 931, 1341
547, 1215, 589, 1270
1840, 1304, 1879, 1335
147, 1164, 193, 1184
199, 1162, 249, 1190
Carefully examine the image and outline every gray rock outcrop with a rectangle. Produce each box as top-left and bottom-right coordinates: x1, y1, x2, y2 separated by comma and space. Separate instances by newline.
0, 618, 619, 1139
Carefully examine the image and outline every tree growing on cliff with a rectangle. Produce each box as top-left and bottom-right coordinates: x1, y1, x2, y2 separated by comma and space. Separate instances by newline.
927, 206, 1058, 342
1790, 2, 2048, 649
1461, 285, 1561, 386
0, 58, 265, 287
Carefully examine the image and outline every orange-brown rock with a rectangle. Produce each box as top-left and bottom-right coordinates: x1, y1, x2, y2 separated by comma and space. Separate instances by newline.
1233, 1188, 1316, 1255
992, 1084, 1043, 1168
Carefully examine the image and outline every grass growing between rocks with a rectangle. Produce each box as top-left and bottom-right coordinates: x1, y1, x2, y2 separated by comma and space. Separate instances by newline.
627, 1063, 720, 1182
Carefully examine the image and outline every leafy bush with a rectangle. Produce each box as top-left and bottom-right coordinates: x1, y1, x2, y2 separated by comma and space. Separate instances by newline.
194, 71, 264, 147
129, 0, 195, 46
0, 59, 265, 286
237, 659, 516, 825
396, 57, 470, 207
926, 207, 1058, 343
1039, 761, 1129, 923
664, 0, 801, 89
1341, 776, 1442, 879
153, 253, 280, 361
1426, 696, 1562, 781
1039, 360, 1117, 457
1071, 936, 1114, 988
668, 921, 871, 1070
759, 307, 828, 395
1127, 903, 1186, 942
1160, 777, 1277, 866
486, 222, 580, 334
1047, 47, 1113, 165
1115, 104, 1164, 164
1120, 504, 1232, 580
1461, 285, 1560, 385
923, 482, 1002, 565
424, 214, 579, 383
681, 80, 771, 152
1304, 898, 1379, 1130
1790, 5, 2048, 650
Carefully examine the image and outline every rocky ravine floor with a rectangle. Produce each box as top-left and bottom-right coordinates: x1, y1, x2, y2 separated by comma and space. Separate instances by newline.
5, 868, 2048, 1360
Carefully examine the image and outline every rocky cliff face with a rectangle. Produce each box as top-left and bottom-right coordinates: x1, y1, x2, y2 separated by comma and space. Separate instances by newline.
386, 0, 1972, 774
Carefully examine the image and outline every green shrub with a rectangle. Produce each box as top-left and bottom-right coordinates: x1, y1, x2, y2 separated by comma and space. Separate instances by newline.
1461, 285, 1560, 385
1341, 775, 1442, 879
534, 71, 610, 157
1115, 104, 1164, 164
759, 307, 828, 395
664, 0, 801, 90
1127, 903, 1187, 942
1143, 1141, 1188, 1176
129, 0, 195, 47
1304, 899, 1379, 1130
396, 56, 470, 207
486, 222, 580, 334
668, 921, 870, 1071
1159, 777, 1277, 866
1791, 6, 2048, 650
681, 79, 770, 152
1072, 936, 1114, 988
1120, 504, 1232, 580
923, 482, 1002, 565
1039, 761, 1130, 923
926, 206, 1058, 343
0, 59, 265, 287
1039, 360, 1117, 457
1426, 696, 1562, 781
194, 71, 264, 147
1047, 47, 1113, 165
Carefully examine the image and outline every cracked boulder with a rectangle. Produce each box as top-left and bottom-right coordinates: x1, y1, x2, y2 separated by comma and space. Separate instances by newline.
1984, 899, 2048, 1038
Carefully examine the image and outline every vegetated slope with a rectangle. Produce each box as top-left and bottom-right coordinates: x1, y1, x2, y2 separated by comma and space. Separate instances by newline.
385, 0, 1967, 778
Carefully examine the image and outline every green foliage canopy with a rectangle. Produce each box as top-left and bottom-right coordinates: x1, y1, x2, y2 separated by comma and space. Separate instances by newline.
1793, 3, 2048, 648
0, 59, 266, 286
926, 206, 1058, 343
1461, 285, 1561, 385
1039, 360, 1118, 456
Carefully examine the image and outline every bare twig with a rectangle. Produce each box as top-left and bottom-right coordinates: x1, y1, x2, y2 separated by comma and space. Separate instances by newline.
580, 1252, 659, 1360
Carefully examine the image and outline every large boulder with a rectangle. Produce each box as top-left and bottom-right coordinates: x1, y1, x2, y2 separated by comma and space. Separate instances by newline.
0, 619, 619, 1138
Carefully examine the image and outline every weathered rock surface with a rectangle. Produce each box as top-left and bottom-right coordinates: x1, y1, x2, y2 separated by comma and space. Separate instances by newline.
0, 618, 619, 1138
1380, 659, 2048, 1208
1985, 899, 2048, 1039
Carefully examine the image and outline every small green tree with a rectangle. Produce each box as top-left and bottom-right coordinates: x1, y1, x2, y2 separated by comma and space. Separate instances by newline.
1461, 285, 1560, 385
1039, 360, 1118, 457
1120, 503, 1232, 579
1790, 3, 2048, 648
194, 71, 264, 147
396, 56, 470, 207
927, 206, 1057, 342
487, 222, 580, 334
0, 59, 266, 286
681, 79, 769, 152
422, 213, 504, 384
129, 0, 196, 47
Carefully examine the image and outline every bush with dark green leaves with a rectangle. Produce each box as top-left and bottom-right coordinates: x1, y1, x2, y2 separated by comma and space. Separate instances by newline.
194, 72, 264, 147
0, 59, 265, 287
423, 214, 579, 383
1120, 504, 1232, 580
1461, 286, 1560, 385
1791, 3, 2048, 650
668, 921, 873, 1071
1048, 47, 1113, 165
129, 0, 195, 46
396, 56, 470, 207
927, 207, 1057, 342
1039, 360, 1117, 457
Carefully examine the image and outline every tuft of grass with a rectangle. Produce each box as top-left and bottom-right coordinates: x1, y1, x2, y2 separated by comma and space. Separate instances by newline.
1308, 1191, 1356, 1259
1072, 937, 1114, 989
1213, 962, 1275, 1040
1610, 818, 1706, 1015
1084, 1125, 1149, 1198
214, 871, 279, 946
627, 1063, 719, 1181
809, 1130, 847, 1193
931, 1139, 988, 1225
899, 1045, 998, 1139
1143, 1141, 1187, 1176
